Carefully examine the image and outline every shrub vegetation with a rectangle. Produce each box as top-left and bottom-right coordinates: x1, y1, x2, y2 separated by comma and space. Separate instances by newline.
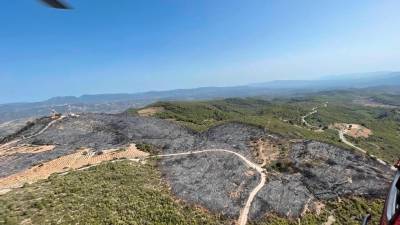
0, 161, 228, 225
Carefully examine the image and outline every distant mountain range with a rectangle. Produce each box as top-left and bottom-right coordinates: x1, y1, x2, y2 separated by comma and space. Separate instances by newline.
0, 71, 399, 123
249, 71, 400, 89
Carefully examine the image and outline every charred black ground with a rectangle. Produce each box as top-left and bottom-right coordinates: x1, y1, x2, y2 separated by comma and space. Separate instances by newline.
0, 112, 393, 221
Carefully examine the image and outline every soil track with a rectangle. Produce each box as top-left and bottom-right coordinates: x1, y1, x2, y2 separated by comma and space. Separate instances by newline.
301, 107, 318, 128
337, 129, 396, 170
301, 106, 395, 171
152, 149, 266, 225
0, 146, 265, 225
0, 115, 65, 149
301, 103, 327, 131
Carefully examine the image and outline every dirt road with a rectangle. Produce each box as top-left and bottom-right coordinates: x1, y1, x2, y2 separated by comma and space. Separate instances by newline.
0, 115, 66, 149
25, 115, 66, 140
338, 129, 396, 170
237, 171, 266, 225
301, 107, 318, 128
301, 103, 327, 131
153, 149, 266, 225
301, 104, 395, 171
338, 130, 366, 154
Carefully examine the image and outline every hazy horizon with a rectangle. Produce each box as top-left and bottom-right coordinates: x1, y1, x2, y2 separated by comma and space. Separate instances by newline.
0, 70, 398, 105
1, 1, 400, 103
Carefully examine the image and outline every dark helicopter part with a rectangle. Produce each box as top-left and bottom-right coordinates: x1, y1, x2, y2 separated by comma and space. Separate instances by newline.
40, 0, 71, 9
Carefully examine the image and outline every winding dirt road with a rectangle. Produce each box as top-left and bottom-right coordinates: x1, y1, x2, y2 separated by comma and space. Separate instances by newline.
1, 115, 264, 225
337, 129, 396, 170
338, 130, 366, 154
301, 105, 395, 171
0, 115, 65, 149
301, 103, 328, 131
26, 115, 66, 139
301, 107, 318, 128
0, 144, 266, 225
151, 149, 267, 225
238, 171, 266, 225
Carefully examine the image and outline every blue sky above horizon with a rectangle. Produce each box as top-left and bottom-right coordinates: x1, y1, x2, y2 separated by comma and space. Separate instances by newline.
1, 0, 400, 103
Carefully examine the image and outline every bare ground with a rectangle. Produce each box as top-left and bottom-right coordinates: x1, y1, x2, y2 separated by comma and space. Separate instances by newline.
137, 106, 165, 117
0, 144, 148, 192
333, 123, 372, 138
249, 137, 281, 166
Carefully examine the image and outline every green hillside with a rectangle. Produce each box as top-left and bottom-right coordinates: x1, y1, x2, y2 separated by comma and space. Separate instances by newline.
130, 93, 400, 162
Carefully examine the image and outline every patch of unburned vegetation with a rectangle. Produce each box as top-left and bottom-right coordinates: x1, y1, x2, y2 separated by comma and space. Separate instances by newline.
136, 143, 160, 155
0, 161, 229, 225
131, 99, 351, 151
134, 96, 399, 163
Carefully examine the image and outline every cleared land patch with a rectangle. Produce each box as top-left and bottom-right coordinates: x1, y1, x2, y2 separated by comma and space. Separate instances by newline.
0, 144, 148, 192
333, 123, 372, 138
137, 106, 165, 117
249, 138, 280, 166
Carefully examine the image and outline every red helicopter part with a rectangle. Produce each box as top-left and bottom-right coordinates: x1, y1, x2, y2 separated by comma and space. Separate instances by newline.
363, 161, 400, 225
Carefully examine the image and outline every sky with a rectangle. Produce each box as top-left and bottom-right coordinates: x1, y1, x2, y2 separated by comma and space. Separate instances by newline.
1, 0, 400, 103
